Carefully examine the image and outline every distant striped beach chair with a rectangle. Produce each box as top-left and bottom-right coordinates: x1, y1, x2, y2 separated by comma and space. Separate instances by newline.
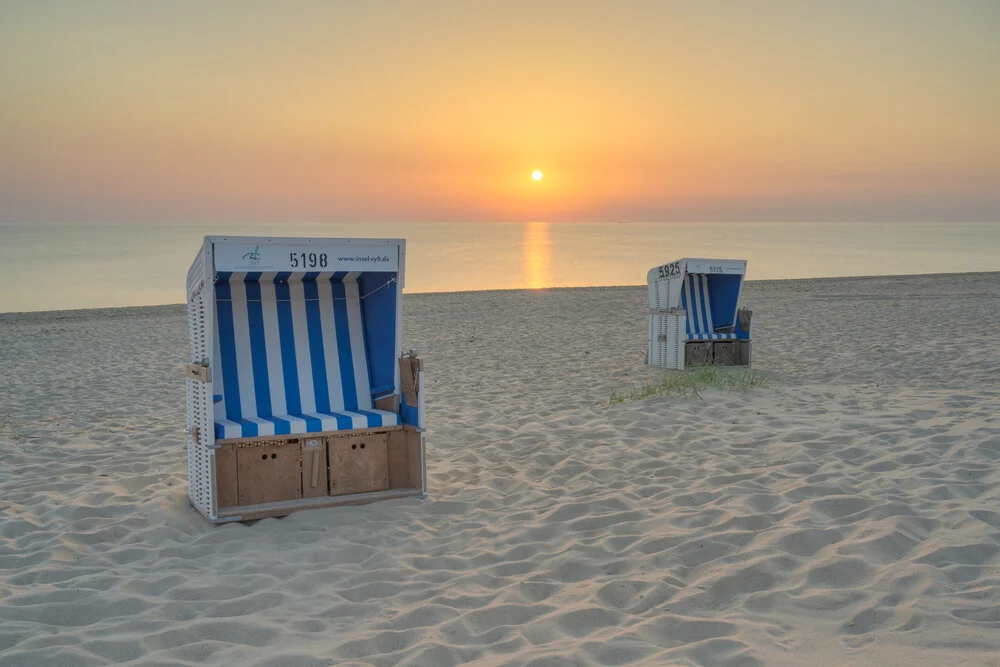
186, 237, 426, 522
647, 258, 752, 370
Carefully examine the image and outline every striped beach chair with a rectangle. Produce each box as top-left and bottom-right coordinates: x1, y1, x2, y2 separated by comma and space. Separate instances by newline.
647, 258, 751, 370
680, 273, 740, 342
186, 237, 426, 522
212, 271, 400, 439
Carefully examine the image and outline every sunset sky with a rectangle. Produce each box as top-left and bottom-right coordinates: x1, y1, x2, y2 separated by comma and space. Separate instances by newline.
1, 1, 997, 223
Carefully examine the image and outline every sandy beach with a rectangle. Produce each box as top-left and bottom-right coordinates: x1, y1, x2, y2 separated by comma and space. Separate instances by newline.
1, 272, 999, 667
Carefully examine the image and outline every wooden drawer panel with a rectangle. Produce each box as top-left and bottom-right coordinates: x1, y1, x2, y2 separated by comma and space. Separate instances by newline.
713, 341, 737, 365
685, 341, 714, 367
237, 443, 303, 506
329, 433, 389, 496
737, 340, 752, 366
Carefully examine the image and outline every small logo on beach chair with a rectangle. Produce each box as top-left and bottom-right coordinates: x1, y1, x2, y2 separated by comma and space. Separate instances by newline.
242, 245, 262, 262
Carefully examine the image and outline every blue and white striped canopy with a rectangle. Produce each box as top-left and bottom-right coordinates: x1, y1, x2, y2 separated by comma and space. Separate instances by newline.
680, 274, 738, 341
212, 271, 399, 439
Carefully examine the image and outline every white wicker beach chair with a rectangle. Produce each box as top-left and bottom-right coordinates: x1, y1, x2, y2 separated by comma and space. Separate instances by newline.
185, 236, 426, 522
647, 258, 751, 370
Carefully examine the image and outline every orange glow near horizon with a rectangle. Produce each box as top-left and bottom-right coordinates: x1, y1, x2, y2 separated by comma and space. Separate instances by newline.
0, 2, 997, 223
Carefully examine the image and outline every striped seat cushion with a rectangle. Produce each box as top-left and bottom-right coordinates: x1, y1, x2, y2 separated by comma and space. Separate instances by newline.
680, 274, 738, 341
688, 332, 738, 341
213, 271, 399, 439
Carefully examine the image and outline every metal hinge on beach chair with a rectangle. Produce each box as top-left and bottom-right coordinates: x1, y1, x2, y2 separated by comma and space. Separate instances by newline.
185, 361, 211, 383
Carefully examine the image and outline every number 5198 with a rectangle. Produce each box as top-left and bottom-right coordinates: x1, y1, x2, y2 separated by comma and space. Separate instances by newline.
289, 252, 328, 269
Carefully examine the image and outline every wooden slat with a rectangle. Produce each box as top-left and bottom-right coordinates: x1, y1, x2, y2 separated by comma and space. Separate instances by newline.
214, 445, 239, 509
329, 433, 389, 496
737, 340, 752, 366
215, 487, 425, 521
387, 429, 412, 489
236, 443, 303, 506
399, 356, 418, 406
300, 437, 328, 498
407, 429, 423, 492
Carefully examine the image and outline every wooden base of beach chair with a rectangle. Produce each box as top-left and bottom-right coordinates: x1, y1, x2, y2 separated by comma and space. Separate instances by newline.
713, 341, 737, 365
211, 425, 425, 521
737, 340, 752, 366
685, 342, 714, 367
684, 341, 752, 368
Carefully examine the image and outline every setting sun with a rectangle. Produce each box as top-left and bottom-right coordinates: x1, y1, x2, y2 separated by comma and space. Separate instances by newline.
532, 170, 543, 181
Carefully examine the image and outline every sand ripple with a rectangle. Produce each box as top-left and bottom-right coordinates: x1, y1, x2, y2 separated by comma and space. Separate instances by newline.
2, 274, 999, 665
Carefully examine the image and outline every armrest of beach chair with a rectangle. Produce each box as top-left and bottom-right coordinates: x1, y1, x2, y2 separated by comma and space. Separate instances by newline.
373, 392, 400, 413
737, 307, 752, 335
399, 351, 424, 428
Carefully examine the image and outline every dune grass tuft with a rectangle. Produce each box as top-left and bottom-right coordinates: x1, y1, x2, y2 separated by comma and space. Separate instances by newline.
610, 366, 765, 405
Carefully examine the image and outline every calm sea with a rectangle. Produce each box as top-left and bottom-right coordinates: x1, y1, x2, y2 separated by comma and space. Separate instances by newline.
1, 222, 998, 313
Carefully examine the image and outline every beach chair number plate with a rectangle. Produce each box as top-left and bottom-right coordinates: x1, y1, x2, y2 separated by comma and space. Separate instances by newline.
657, 261, 729, 278
288, 252, 328, 269
657, 261, 682, 279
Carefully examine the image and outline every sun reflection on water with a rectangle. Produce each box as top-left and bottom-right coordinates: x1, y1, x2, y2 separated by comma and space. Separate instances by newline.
523, 221, 552, 289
